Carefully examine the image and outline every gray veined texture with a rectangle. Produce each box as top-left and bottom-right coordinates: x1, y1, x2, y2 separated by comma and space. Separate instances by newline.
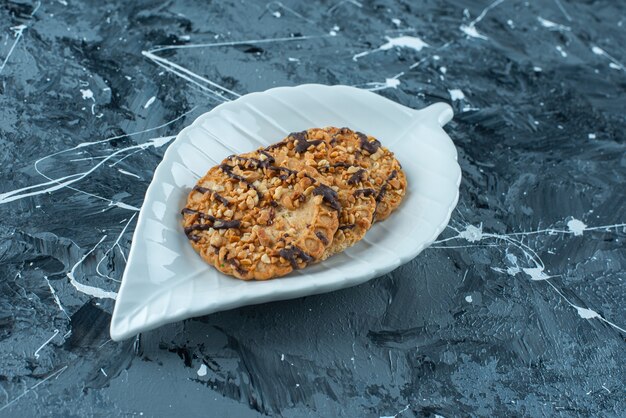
0, 0, 624, 416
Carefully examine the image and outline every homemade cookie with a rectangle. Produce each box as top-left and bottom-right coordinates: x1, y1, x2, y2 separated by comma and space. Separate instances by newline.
182, 150, 339, 280
268, 147, 374, 259
266, 127, 406, 258
321, 127, 406, 222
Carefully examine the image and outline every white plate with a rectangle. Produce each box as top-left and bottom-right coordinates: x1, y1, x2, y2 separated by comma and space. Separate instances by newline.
110, 84, 461, 341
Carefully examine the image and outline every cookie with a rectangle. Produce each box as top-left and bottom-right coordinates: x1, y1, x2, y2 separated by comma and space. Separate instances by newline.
321, 127, 406, 223
266, 127, 406, 258
182, 150, 339, 280
267, 148, 374, 259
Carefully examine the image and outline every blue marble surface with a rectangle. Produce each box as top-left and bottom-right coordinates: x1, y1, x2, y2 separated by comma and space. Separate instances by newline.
0, 0, 624, 416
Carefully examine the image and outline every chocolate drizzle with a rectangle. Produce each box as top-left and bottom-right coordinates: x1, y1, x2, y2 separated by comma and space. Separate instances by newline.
315, 231, 329, 245
376, 170, 398, 203
312, 184, 341, 211
193, 185, 230, 206
193, 185, 211, 194
268, 165, 298, 180
265, 140, 288, 151
356, 132, 381, 154
182, 208, 241, 241
183, 218, 241, 235
347, 168, 366, 185
318, 161, 351, 172
332, 162, 350, 169
279, 246, 313, 269
268, 206, 276, 225
213, 193, 231, 207
181, 207, 213, 221
288, 130, 323, 153
294, 138, 323, 153
289, 131, 307, 142
219, 163, 263, 198
227, 153, 302, 184
355, 188, 376, 198
259, 150, 275, 163
228, 155, 272, 170
212, 219, 242, 229
183, 223, 212, 240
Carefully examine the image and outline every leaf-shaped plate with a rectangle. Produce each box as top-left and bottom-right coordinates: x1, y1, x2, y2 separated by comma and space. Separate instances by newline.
110, 84, 460, 341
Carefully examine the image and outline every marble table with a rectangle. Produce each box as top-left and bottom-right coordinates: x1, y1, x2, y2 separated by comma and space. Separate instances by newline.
1, 0, 624, 416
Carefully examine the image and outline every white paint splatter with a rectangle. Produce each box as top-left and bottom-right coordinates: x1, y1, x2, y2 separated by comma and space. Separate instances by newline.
95, 213, 137, 282
567, 218, 587, 236
353, 36, 429, 61
440, 66, 447, 74
34, 329, 59, 359
272, 11, 281, 18
449, 89, 465, 101
459, 224, 482, 241
533, 66, 542, 72
67, 235, 118, 300
0, 365, 68, 413
460, 24, 487, 40
142, 52, 234, 101
381, 36, 429, 51
110, 201, 140, 211
1, 124, 179, 208
546, 281, 626, 333
0, 24, 28, 75
361, 72, 403, 92
143, 96, 156, 109
537, 16, 571, 31
591, 46, 625, 71
385, 78, 401, 88
465, 295, 473, 303
380, 404, 410, 418
591, 46, 604, 55
327, 0, 362, 14
117, 168, 141, 179
588, 133, 596, 139
80, 88, 94, 100
197, 364, 208, 376
459, 0, 507, 40
554, 0, 572, 21
44, 276, 70, 319
556, 45, 567, 57
505, 253, 521, 275
281, 353, 285, 361
288, 57, 300, 62
522, 266, 551, 281
432, 217, 626, 334
391, 18, 401, 26
576, 307, 599, 319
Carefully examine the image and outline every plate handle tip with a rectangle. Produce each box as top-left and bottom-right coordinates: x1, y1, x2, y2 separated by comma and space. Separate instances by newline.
421, 102, 454, 127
